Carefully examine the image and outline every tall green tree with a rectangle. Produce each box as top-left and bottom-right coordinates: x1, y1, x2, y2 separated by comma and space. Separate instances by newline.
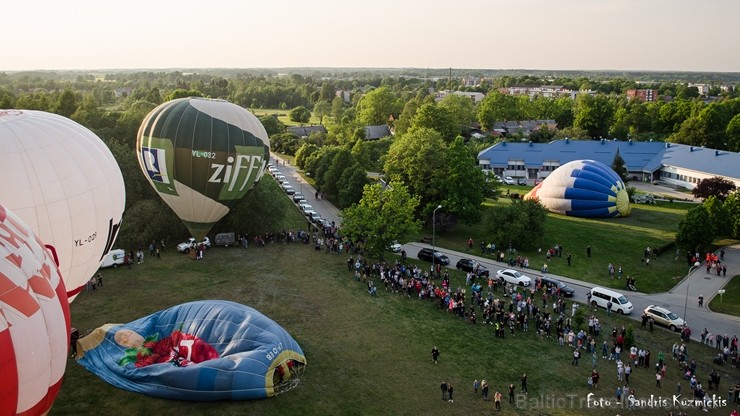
482, 199, 547, 251
703, 196, 729, 236
439, 138, 487, 226
477, 91, 521, 130
611, 149, 629, 183
723, 190, 740, 239
356, 86, 402, 126
726, 113, 740, 152
337, 163, 370, 209
675, 205, 717, 253
384, 127, 447, 214
340, 181, 421, 259
289, 106, 311, 123
573, 94, 614, 138
438, 94, 476, 134
410, 103, 459, 141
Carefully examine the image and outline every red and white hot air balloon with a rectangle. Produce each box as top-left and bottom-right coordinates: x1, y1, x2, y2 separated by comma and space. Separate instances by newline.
0, 110, 126, 301
0, 202, 71, 415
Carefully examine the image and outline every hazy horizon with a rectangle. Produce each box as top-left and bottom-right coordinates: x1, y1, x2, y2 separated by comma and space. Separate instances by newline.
2, 0, 739, 73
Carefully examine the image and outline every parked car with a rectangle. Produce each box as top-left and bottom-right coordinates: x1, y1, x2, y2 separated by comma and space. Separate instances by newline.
455, 258, 490, 277
590, 287, 633, 315
496, 268, 532, 286
100, 248, 126, 268
308, 211, 322, 224
299, 202, 312, 213
644, 305, 685, 331
388, 241, 403, 252
177, 237, 212, 253
539, 276, 575, 297
417, 248, 450, 265
292, 192, 305, 203
517, 177, 528, 185
502, 176, 515, 185
284, 186, 295, 195
214, 232, 236, 247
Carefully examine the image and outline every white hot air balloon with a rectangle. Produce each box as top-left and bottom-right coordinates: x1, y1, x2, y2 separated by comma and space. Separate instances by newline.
0, 110, 125, 301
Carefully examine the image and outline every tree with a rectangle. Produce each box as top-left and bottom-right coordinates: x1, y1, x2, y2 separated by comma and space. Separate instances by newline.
726, 113, 740, 152
313, 100, 332, 123
438, 137, 487, 226
675, 205, 717, 253
294, 142, 319, 170
258, 115, 285, 136
337, 163, 370, 209
289, 106, 311, 123
573, 94, 614, 138
340, 181, 421, 259
477, 91, 521, 130
384, 128, 447, 214
356, 86, 402, 126
611, 149, 629, 183
410, 102, 459, 141
703, 196, 729, 236
438, 94, 476, 135
323, 148, 356, 198
163, 89, 202, 101
724, 190, 740, 239
692, 176, 737, 201
482, 199, 547, 251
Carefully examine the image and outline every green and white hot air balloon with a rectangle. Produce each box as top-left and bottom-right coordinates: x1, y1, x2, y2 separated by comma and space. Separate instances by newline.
136, 98, 270, 240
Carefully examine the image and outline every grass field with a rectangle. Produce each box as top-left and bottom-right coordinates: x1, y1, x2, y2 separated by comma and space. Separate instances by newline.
431, 191, 715, 294
51, 185, 739, 415
52, 244, 740, 415
708, 274, 740, 316
251, 108, 321, 127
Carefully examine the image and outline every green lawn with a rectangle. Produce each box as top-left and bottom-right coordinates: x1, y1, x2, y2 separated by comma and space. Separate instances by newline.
433, 198, 709, 294
51, 185, 738, 415
708, 274, 740, 316
251, 108, 321, 127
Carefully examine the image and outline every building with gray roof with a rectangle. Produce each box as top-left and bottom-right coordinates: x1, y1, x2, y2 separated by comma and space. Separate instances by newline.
477, 139, 740, 189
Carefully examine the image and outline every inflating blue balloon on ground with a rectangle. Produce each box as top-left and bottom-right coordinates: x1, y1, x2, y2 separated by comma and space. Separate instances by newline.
75, 300, 306, 400
524, 159, 631, 218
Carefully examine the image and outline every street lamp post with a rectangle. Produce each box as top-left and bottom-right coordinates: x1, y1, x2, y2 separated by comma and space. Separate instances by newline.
683, 261, 702, 324
432, 205, 442, 270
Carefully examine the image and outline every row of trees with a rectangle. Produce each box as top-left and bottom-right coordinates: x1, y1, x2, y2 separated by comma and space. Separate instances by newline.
676, 178, 740, 253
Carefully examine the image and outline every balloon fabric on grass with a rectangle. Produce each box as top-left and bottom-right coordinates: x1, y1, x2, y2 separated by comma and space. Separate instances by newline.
524, 159, 631, 218
75, 300, 306, 401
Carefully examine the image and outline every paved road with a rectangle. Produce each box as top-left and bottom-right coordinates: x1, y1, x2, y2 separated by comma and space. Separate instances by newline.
399, 242, 739, 342
268, 154, 738, 341
269, 154, 341, 227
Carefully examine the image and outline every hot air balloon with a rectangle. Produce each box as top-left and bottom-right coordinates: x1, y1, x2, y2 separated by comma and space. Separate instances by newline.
0, 110, 126, 301
524, 159, 631, 218
0, 203, 71, 416
75, 300, 306, 401
136, 98, 270, 240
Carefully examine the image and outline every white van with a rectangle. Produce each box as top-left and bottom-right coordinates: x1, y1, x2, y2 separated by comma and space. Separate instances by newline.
100, 249, 126, 268
589, 287, 633, 315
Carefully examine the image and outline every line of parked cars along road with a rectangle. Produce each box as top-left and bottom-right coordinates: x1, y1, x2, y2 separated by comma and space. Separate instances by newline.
268, 163, 329, 229
413, 248, 687, 331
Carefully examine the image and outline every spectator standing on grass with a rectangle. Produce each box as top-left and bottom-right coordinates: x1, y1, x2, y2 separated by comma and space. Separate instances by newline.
521, 373, 528, 394
432, 346, 440, 364
448, 383, 454, 402
473, 379, 479, 395
440, 381, 448, 400
482, 380, 489, 401
494, 391, 502, 410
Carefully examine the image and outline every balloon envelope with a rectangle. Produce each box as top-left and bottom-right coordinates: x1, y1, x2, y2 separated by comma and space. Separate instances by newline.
0, 203, 71, 415
524, 159, 631, 217
0, 110, 126, 301
76, 300, 306, 401
136, 98, 270, 240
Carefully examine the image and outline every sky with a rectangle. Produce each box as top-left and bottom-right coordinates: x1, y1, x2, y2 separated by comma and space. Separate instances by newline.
2, 0, 739, 73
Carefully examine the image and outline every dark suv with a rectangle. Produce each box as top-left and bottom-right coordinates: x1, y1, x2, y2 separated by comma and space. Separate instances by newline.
455, 258, 490, 277
417, 248, 450, 265
539, 276, 575, 297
